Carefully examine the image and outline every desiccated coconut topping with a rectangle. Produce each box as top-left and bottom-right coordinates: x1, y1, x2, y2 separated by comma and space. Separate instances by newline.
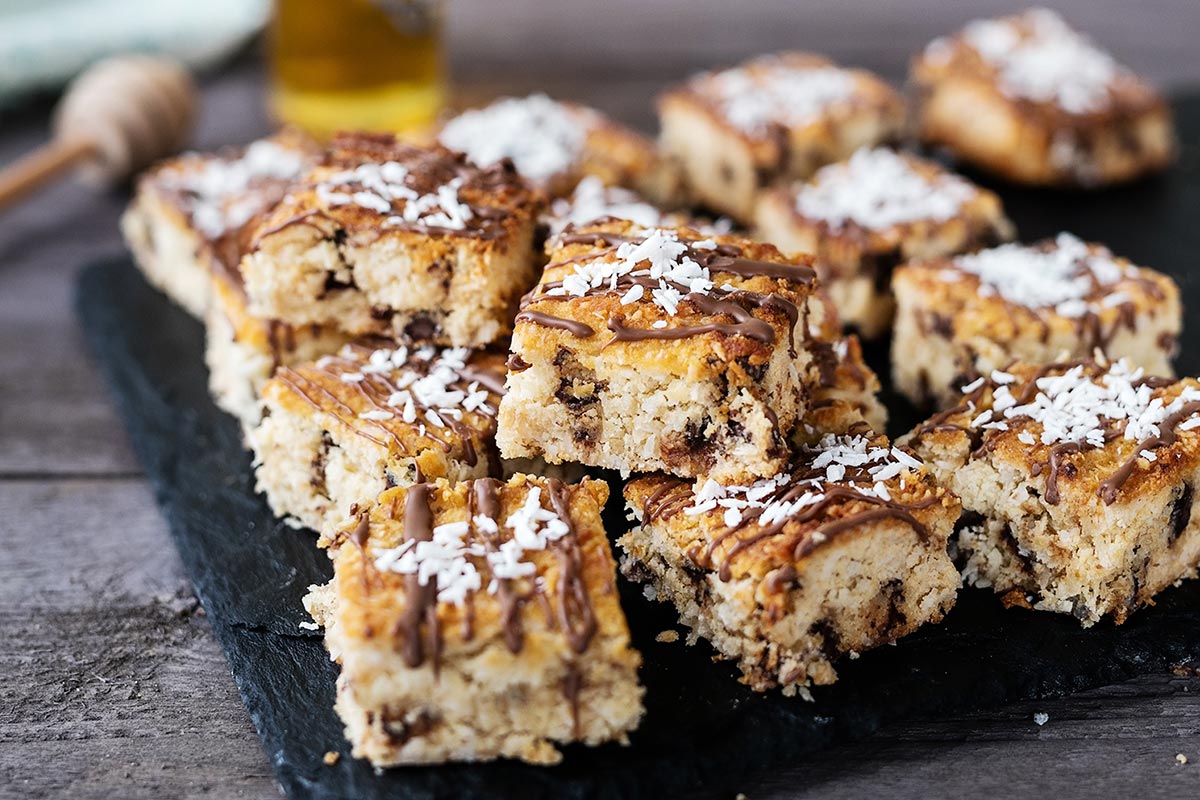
546, 227, 719, 316
438, 94, 590, 184
372, 485, 572, 605
315, 344, 496, 429
794, 148, 977, 231
951, 233, 1134, 317
685, 433, 925, 530
967, 361, 1200, 448
316, 160, 475, 231
166, 140, 308, 238
939, 8, 1122, 114
698, 56, 858, 134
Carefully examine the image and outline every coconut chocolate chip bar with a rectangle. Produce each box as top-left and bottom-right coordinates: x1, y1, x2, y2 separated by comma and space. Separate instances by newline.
904, 359, 1200, 625
251, 342, 507, 533
438, 93, 683, 204
241, 134, 542, 347
755, 147, 1015, 338
317, 475, 643, 765
911, 8, 1175, 186
496, 219, 819, 483
658, 53, 904, 221
121, 129, 319, 318
621, 425, 960, 696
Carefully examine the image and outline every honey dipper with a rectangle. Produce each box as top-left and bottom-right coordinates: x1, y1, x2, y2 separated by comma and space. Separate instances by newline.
0, 55, 196, 211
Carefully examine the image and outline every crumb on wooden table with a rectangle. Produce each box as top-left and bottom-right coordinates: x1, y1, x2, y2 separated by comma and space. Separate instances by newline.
1177, 753, 1189, 765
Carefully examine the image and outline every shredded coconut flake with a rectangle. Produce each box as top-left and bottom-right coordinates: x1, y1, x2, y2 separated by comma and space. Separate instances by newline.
684, 434, 924, 536
699, 56, 858, 134
958, 9, 1122, 114
168, 140, 307, 238
795, 148, 976, 231
545, 176, 665, 234
373, 485, 575, 605
547, 227, 718, 317
439, 94, 589, 183
324, 344, 498, 427
317, 160, 474, 230
966, 361, 1200, 454
953, 233, 1133, 314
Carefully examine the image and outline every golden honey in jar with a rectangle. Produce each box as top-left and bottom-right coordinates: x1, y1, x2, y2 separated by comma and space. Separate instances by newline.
269, 0, 444, 138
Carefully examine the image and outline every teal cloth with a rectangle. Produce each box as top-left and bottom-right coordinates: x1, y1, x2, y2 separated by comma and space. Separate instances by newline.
0, 0, 268, 105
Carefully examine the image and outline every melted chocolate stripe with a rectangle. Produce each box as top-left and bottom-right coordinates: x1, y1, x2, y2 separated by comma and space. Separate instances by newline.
396, 484, 437, 668
468, 478, 524, 653
521, 230, 809, 346
547, 479, 598, 654
1098, 400, 1200, 504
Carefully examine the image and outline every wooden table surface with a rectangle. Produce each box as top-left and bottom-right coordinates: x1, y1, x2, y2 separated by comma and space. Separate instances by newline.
4, 4, 1200, 797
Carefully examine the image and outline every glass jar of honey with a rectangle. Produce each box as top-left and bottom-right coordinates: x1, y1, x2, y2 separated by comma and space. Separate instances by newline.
269, 0, 444, 138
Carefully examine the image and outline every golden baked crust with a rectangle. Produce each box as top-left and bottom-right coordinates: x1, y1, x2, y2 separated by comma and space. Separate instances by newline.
324, 476, 643, 765
906, 359, 1200, 508
755, 147, 1015, 338
497, 219, 819, 482
526, 220, 813, 363
622, 430, 960, 693
911, 9, 1175, 186
903, 359, 1200, 624
659, 52, 904, 219
252, 342, 507, 533
241, 134, 543, 346
121, 129, 320, 317
437, 94, 684, 205
891, 234, 1180, 407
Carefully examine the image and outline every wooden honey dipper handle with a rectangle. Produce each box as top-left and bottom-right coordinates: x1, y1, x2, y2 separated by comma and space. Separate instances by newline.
0, 55, 196, 212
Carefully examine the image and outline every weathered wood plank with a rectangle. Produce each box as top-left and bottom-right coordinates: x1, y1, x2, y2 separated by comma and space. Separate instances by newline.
0, 479, 278, 800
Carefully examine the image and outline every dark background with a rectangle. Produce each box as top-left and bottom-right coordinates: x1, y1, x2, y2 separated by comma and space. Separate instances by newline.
3, 2, 1200, 798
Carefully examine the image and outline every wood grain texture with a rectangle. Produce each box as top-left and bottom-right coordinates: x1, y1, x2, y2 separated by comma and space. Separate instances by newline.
3, 4, 1200, 795
0, 480, 277, 800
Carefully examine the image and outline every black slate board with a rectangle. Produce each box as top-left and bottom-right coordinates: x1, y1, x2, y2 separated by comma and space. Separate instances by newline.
77, 96, 1200, 800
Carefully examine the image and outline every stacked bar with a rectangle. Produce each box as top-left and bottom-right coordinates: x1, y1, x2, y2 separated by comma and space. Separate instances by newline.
891, 234, 1181, 408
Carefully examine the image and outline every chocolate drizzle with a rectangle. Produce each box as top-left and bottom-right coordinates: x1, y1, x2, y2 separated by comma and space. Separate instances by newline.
547, 480, 598, 653
514, 310, 595, 338
1098, 400, 1200, 504
375, 479, 599, 681
396, 484, 437, 669
645, 462, 936, 584
276, 344, 504, 468
520, 229, 810, 349
467, 478, 524, 653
